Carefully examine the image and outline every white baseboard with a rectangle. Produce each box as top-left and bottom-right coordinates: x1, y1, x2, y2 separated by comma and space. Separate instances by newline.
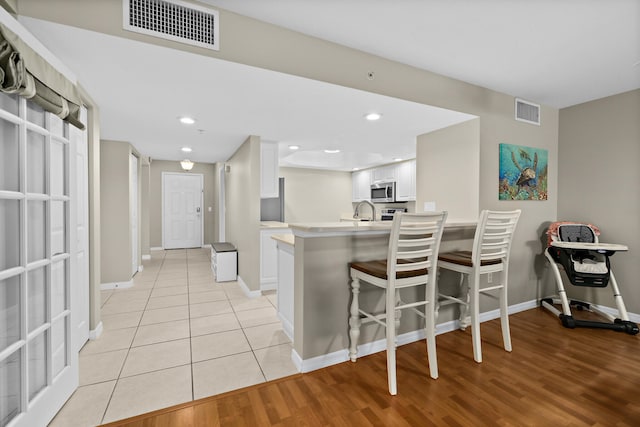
100, 279, 134, 290
142, 254, 151, 260
150, 247, 163, 251
237, 276, 261, 299
539, 294, 640, 323
260, 282, 277, 292
89, 321, 103, 340
580, 302, 640, 323
292, 299, 539, 373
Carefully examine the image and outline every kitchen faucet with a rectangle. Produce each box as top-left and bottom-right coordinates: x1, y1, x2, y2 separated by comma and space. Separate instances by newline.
353, 200, 376, 221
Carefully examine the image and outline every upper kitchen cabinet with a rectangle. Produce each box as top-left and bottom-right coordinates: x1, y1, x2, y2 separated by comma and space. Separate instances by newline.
371, 164, 397, 183
352, 160, 416, 202
395, 159, 416, 201
260, 141, 279, 198
352, 169, 372, 202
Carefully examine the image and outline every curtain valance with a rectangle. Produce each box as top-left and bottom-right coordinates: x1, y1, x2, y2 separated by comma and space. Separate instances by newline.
0, 23, 84, 129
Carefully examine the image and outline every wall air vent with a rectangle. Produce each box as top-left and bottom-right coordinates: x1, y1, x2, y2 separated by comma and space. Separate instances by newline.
123, 0, 219, 51
515, 98, 540, 125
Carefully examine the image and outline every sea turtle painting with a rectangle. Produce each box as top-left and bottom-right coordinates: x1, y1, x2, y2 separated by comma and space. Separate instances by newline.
512, 148, 538, 187
499, 143, 548, 200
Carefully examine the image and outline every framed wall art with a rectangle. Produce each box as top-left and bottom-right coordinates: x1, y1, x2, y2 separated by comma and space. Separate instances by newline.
499, 143, 548, 200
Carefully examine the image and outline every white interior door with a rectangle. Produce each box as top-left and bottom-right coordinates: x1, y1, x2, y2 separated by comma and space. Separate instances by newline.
130, 154, 138, 275
162, 173, 203, 249
70, 107, 89, 351
0, 94, 79, 427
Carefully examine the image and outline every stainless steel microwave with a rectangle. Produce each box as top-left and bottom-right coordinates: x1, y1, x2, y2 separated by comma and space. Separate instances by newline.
371, 181, 396, 203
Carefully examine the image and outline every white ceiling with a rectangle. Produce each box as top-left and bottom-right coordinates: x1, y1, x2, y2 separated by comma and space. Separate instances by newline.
208, 0, 640, 109
19, 0, 639, 170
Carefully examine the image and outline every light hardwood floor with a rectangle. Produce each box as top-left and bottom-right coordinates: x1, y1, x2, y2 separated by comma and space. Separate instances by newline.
99, 307, 640, 426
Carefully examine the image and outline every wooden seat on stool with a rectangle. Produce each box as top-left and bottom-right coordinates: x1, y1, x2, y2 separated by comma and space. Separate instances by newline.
437, 209, 521, 363
349, 211, 448, 395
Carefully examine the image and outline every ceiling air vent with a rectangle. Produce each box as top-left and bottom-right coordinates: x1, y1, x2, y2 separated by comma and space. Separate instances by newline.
123, 0, 219, 51
515, 98, 540, 125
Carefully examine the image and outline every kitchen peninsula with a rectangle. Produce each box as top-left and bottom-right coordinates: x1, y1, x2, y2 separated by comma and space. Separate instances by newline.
285, 219, 476, 372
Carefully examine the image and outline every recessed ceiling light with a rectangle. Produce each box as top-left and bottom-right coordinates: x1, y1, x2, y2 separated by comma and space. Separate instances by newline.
365, 112, 382, 121
289, 145, 300, 150
179, 116, 195, 125
324, 149, 340, 154
353, 167, 360, 171
181, 147, 192, 153
393, 158, 403, 162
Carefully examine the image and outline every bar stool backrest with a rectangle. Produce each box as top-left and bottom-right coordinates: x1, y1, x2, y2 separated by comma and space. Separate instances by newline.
472, 210, 521, 267
387, 211, 448, 288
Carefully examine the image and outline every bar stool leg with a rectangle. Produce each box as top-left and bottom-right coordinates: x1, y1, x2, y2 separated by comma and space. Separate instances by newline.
426, 296, 438, 379
458, 273, 471, 330
386, 284, 397, 395
470, 272, 482, 363
349, 275, 361, 362
394, 289, 402, 346
500, 273, 512, 352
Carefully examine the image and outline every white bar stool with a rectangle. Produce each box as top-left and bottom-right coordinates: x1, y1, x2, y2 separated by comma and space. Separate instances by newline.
348, 211, 448, 395
437, 209, 521, 363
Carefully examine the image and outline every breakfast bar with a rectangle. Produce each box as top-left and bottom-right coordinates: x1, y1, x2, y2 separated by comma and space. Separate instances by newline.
286, 219, 476, 372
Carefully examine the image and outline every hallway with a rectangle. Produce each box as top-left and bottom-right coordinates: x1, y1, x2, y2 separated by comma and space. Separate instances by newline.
49, 248, 297, 426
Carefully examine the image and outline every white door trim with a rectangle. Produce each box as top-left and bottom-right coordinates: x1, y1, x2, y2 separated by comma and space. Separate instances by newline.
130, 154, 138, 274
218, 166, 225, 242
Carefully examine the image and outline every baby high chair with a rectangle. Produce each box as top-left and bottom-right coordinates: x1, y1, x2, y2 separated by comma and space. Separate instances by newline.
541, 222, 638, 334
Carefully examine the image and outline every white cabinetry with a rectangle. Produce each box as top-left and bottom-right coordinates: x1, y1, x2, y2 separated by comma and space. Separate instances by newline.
371, 165, 397, 183
351, 169, 371, 202
352, 160, 416, 202
260, 227, 292, 290
260, 142, 279, 198
395, 159, 416, 201
211, 243, 237, 282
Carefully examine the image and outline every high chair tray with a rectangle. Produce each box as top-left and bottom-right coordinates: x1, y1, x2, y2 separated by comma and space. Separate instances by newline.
550, 241, 628, 251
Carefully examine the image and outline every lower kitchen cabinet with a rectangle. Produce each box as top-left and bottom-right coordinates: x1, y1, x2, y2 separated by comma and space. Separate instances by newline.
260, 226, 292, 290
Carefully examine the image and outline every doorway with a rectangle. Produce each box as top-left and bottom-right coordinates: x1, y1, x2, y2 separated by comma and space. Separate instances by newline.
162, 173, 204, 249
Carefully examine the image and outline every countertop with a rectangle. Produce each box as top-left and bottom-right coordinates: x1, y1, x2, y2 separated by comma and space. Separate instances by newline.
289, 220, 477, 235
271, 233, 295, 246
260, 221, 289, 229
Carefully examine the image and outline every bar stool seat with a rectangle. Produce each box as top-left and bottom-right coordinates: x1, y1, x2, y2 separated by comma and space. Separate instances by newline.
348, 211, 447, 395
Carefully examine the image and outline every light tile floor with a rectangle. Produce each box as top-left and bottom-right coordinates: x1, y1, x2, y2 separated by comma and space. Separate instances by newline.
49, 248, 297, 426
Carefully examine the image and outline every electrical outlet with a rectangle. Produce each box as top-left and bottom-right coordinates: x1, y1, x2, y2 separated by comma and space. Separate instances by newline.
487, 273, 493, 284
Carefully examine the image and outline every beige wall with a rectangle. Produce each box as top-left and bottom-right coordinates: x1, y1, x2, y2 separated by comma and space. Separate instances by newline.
99, 140, 132, 284
558, 89, 640, 312
280, 167, 353, 223
20, 0, 560, 308
417, 119, 480, 221
226, 136, 261, 291
148, 160, 216, 248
